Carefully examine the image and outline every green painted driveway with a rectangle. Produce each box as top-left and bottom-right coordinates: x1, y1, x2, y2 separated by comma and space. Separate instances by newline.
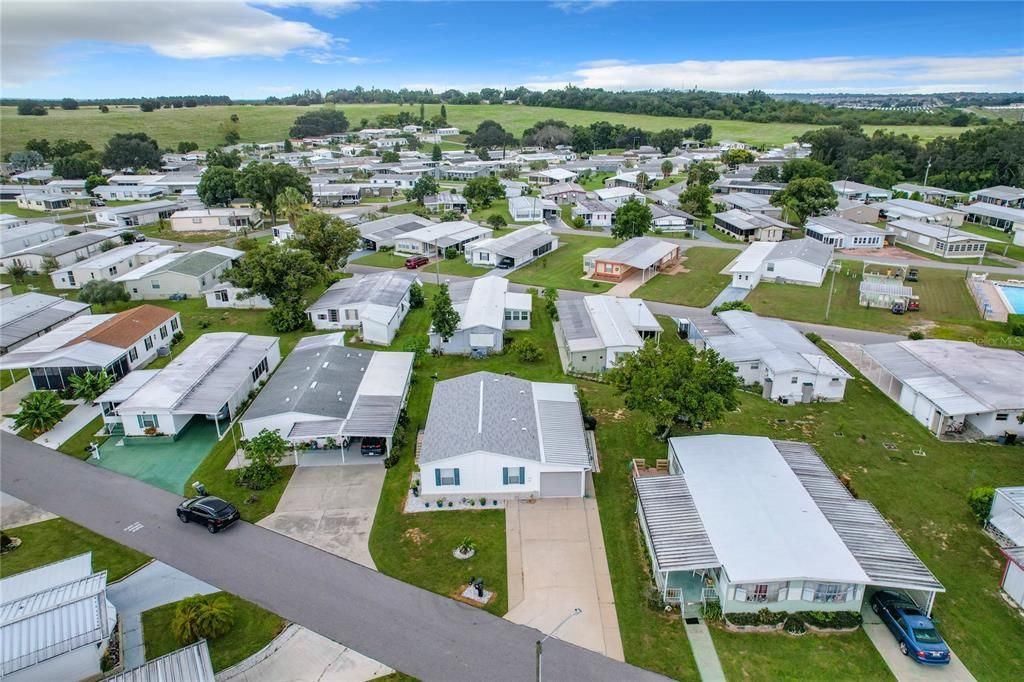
91, 419, 220, 493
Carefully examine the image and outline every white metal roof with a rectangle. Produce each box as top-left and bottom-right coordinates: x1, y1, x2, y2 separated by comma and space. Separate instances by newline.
117, 333, 277, 415
862, 340, 1024, 414
52, 243, 174, 275
707, 311, 850, 378
962, 202, 1024, 223
727, 240, 775, 274
889, 219, 998, 244
107, 641, 215, 682
465, 225, 554, 260
0, 293, 91, 350
449, 277, 509, 331
591, 237, 677, 270
670, 435, 869, 585
635, 474, 721, 572
875, 198, 965, 220
400, 220, 491, 247
95, 370, 160, 404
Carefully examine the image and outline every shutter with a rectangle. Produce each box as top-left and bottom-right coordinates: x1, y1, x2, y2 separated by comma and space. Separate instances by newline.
502, 468, 509, 485
519, 467, 525, 484
453, 468, 460, 485
434, 469, 441, 486
137, 415, 145, 428
734, 587, 747, 602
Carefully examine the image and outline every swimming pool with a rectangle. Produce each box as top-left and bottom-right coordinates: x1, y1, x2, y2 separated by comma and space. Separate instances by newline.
995, 283, 1024, 314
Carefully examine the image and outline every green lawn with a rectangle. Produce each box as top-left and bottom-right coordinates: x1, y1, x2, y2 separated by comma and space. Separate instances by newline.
579, 172, 614, 191
894, 242, 1007, 269
632, 246, 737, 307
0, 518, 149, 581
469, 199, 515, 226
746, 259, 1004, 341
137, 224, 231, 244
141, 592, 285, 672
432, 258, 486, 277
507, 234, 617, 292
709, 628, 893, 680
354, 251, 410, 269
958, 222, 1024, 262
0, 104, 972, 156
1, 368, 28, 391
0, 202, 53, 218
57, 415, 109, 460
702, 220, 745, 244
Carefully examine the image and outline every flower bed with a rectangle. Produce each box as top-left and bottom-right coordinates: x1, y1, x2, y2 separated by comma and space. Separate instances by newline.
723, 608, 862, 635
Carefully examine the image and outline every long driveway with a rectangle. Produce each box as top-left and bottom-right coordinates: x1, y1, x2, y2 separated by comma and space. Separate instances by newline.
0, 433, 666, 682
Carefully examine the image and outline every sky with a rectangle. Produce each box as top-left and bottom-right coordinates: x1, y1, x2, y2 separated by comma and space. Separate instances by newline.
2, 0, 1023, 98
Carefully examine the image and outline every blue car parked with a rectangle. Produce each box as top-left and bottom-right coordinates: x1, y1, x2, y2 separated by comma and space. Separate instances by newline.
870, 591, 950, 665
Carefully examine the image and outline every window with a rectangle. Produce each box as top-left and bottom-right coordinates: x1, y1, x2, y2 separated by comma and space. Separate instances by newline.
791, 376, 798, 384
251, 357, 269, 383
150, 280, 161, 289
108, 266, 118, 276
805, 582, 854, 603
750, 363, 759, 370
192, 217, 202, 224
329, 309, 340, 323
436, 468, 460, 486
159, 326, 168, 340
129, 347, 138, 362
503, 467, 525, 485
736, 582, 784, 603
137, 414, 159, 429
766, 262, 775, 272
996, 413, 1009, 422
144, 337, 153, 351
214, 290, 229, 302
344, 309, 358, 321
170, 317, 178, 331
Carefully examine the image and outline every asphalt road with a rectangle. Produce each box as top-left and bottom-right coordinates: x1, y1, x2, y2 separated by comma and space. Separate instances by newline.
0, 433, 666, 682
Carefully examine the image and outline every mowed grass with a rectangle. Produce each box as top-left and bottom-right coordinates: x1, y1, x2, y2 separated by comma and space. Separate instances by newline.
632, 246, 737, 307
0, 518, 150, 581
958, 221, 1024, 263
141, 592, 286, 672
0, 104, 971, 156
507, 234, 617, 292
57, 415, 109, 460
354, 250, 411, 269
746, 260, 997, 339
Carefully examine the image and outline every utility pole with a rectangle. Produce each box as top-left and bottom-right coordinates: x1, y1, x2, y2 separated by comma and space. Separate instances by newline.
824, 262, 838, 321
922, 157, 932, 187
536, 608, 582, 682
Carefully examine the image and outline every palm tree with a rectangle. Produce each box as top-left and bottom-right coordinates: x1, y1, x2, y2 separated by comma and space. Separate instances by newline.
275, 186, 308, 228
7, 260, 29, 284
635, 171, 650, 190
68, 370, 113, 403
14, 391, 66, 436
661, 160, 674, 180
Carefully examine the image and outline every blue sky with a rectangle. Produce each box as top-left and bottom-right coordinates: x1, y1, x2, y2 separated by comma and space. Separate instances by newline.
3, 1, 1023, 98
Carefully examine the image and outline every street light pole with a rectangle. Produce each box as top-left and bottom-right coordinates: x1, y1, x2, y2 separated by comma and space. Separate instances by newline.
824, 262, 838, 321
536, 608, 582, 682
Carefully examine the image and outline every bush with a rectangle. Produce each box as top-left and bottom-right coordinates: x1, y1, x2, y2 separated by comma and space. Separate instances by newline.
511, 338, 543, 362
700, 600, 722, 622
1008, 314, 1024, 337
712, 299, 752, 315
967, 486, 995, 526
726, 608, 787, 627
267, 301, 310, 333
784, 616, 807, 634
907, 330, 925, 340
171, 594, 235, 645
804, 332, 821, 344
800, 610, 861, 629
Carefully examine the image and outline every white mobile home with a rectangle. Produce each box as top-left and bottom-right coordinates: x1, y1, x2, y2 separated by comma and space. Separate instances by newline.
49, 242, 174, 289
112, 332, 280, 439
728, 238, 833, 289
94, 200, 178, 227
92, 185, 164, 201
572, 199, 614, 227
464, 225, 557, 269
875, 198, 965, 226
429, 277, 531, 355
962, 203, 1024, 234
305, 271, 417, 345
0, 231, 124, 273
860, 340, 1024, 439
16, 193, 71, 211
887, 219, 995, 259
635, 436, 943, 616
805, 216, 886, 249
394, 220, 491, 257
712, 209, 789, 242
554, 295, 661, 374
0, 292, 91, 355
169, 207, 264, 233
418, 372, 592, 499
114, 246, 242, 300
0, 222, 65, 259
508, 196, 558, 222
831, 180, 892, 203
593, 187, 647, 208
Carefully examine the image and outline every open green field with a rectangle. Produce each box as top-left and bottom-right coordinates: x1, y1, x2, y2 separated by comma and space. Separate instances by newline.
0, 104, 972, 156
745, 259, 1009, 341
0, 518, 149, 581
632, 246, 737, 307
958, 221, 1024, 262
507, 233, 617, 292
142, 592, 285, 672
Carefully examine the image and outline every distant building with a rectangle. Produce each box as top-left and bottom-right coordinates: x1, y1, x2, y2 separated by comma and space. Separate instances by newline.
554, 295, 660, 374
805, 216, 886, 249
0, 292, 91, 355
584, 237, 680, 283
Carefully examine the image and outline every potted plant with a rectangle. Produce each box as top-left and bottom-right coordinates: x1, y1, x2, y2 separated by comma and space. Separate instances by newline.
453, 537, 477, 560
479, 497, 486, 506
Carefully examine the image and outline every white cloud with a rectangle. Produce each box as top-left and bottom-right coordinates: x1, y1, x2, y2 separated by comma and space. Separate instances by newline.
536, 55, 1024, 93
1, 0, 341, 87
550, 1, 617, 14
256, 0, 361, 18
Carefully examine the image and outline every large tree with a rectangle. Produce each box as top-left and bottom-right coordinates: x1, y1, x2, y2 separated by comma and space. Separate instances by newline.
770, 177, 838, 224
78, 280, 130, 306
405, 175, 439, 205
289, 109, 349, 138
687, 161, 719, 187
222, 243, 323, 306
431, 144, 443, 162
53, 154, 101, 180
781, 158, 834, 182
205, 148, 242, 170
612, 199, 653, 239
275, 186, 308, 227
660, 159, 674, 179
102, 132, 162, 171
752, 165, 781, 182
607, 341, 739, 438
196, 166, 239, 207
678, 183, 713, 217
290, 212, 361, 269
466, 120, 513, 149
722, 148, 755, 166
430, 283, 461, 347
462, 176, 503, 208
236, 162, 312, 224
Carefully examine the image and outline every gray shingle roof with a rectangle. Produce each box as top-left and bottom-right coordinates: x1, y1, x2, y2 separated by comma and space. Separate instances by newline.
306, 271, 416, 312
767, 237, 833, 268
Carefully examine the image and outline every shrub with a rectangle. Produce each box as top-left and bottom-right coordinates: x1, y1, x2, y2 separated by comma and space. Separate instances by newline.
804, 332, 821, 344
511, 338, 543, 362
700, 600, 722, 622
784, 616, 807, 634
268, 301, 310, 333
967, 486, 995, 526
907, 330, 925, 340
800, 610, 861, 629
458, 537, 477, 553
1007, 314, 1024, 337
726, 609, 786, 627
712, 299, 752, 315
235, 429, 288, 490
1, 532, 14, 552
14, 391, 66, 436
171, 594, 235, 645
409, 281, 425, 309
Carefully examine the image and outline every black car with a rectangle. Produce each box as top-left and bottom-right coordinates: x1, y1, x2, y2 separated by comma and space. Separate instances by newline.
360, 437, 387, 457
496, 257, 515, 269
176, 495, 240, 533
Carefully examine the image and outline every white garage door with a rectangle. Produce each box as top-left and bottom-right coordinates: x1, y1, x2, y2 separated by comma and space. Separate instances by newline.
539, 472, 581, 498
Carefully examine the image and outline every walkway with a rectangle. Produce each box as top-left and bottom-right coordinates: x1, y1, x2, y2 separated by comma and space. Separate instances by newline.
34, 401, 99, 449
1, 433, 666, 681
707, 286, 750, 311
682, 619, 726, 682
861, 606, 975, 682
606, 270, 647, 297
107, 561, 218, 669
0, 376, 32, 415
504, 476, 624, 661
218, 624, 393, 682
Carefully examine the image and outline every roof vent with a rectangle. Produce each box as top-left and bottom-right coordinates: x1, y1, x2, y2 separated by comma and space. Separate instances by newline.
292, 385, 298, 390
309, 381, 318, 389
521, 427, 527, 431
305, 366, 311, 371
284, 397, 290, 402
360, 367, 365, 372
511, 417, 517, 422
322, 362, 330, 368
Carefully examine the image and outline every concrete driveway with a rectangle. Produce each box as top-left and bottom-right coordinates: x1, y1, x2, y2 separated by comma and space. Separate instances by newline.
0, 491, 56, 528
861, 606, 976, 681
504, 479, 624, 661
257, 464, 385, 569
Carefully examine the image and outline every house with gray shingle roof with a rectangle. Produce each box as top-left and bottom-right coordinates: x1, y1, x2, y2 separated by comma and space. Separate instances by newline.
418, 372, 592, 499
114, 246, 243, 300
305, 271, 418, 345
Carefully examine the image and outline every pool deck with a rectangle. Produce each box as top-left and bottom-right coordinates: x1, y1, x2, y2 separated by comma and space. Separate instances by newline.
993, 281, 1024, 319
973, 280, 1010, 322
